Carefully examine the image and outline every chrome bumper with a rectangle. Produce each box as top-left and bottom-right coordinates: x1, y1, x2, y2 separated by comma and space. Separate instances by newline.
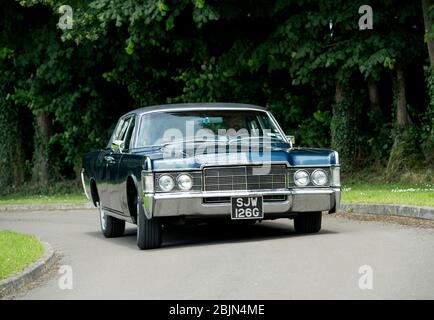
141, 188, 340, 218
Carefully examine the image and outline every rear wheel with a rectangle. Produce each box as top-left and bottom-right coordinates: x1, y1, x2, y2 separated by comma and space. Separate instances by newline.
136, 202, 162, 250
98, 202, 125, 238
294, 212, 322, 234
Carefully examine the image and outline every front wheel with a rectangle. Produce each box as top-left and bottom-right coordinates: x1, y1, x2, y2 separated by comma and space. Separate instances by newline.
294, 212, 322, 234
98, 202, 125, 238
136, 204, 162, 250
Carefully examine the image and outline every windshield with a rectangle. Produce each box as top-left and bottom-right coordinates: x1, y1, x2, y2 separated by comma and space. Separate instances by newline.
136, 110, 286, 147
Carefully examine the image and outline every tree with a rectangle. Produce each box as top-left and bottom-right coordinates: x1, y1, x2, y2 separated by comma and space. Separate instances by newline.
0, 0, 431, 190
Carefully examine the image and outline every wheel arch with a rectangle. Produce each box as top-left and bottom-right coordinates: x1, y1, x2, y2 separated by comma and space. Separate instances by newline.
90, 178, 100, 207
126, 174, 140, 223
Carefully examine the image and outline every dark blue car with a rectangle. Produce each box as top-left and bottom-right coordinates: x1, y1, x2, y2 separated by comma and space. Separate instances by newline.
82, 103, 341, 249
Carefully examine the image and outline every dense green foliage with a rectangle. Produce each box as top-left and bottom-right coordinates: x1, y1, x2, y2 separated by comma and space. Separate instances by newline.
1, 0, 434, 192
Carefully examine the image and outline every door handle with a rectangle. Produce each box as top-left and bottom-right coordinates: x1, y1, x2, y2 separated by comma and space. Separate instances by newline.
104, 155, 116, 164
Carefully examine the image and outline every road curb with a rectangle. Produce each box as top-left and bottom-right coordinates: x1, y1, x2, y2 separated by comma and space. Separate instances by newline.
0, 241, 56, 298
0, 203, 93, 212
340, 203, 434, 220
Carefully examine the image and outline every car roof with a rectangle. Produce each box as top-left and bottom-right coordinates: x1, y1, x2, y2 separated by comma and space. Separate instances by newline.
122, 103, 267, 118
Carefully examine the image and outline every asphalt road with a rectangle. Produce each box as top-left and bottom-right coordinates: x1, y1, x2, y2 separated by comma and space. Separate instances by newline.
1, 209, 434, 299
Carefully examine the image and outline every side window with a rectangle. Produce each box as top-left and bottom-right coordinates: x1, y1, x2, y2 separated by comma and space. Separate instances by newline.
115, 117, 132, 141
110, 116, 136, 152
123, 117, 136, 150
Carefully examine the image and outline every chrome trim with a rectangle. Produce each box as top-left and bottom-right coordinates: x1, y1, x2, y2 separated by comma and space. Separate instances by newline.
290, 164, 340, 168
154, 189, 292, 200
291, 188, 336, 212
81, 168, 90, 200
152, 168, 204, 173
151, 161, 292, 172
291, 188, 334, 195
141, 157, 154, 217
334, 150, 340, 165
152, 192, 292, 217
145, 157, 152, 171
199, 161, 291, 170
148, 187, 340, 217
333, 187, 341, 212
104, 207, 134, 223
139, 107, 268, 117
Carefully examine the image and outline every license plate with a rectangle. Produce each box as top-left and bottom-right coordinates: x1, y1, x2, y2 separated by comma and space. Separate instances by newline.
231, 197, 263, 220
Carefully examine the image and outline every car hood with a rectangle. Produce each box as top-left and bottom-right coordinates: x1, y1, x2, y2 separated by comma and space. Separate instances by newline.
132, 145, 338, 170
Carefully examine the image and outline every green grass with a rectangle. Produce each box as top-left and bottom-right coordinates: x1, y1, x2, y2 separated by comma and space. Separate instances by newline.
0, 192, 87, 205
342, 183, 434, 207
0, 230, 45, 281
0, 181, 87, 205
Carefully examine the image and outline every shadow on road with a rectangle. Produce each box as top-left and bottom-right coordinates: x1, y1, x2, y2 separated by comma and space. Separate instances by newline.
85, 219, 337, 250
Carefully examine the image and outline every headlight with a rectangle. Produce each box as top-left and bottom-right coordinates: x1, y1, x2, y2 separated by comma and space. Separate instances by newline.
294, 170, 309, 186
177, 174, 193, 190
311, 169, 328, 186
158, 174, 175, 192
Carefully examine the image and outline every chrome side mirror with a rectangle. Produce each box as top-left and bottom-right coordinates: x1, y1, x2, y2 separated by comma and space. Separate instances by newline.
112, 139, 125, 153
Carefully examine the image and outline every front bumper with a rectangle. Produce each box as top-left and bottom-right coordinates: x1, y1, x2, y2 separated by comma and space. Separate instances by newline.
141, 188, 340, 218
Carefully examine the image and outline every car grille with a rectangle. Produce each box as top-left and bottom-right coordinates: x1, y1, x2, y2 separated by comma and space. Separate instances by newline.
203, 165, 287, 191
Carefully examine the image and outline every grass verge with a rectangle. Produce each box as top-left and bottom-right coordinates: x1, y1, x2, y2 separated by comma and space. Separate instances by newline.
0, 193, 86, 205
0, 181, 87, 205
0, 230, 44, 281
342, 183, 434, 207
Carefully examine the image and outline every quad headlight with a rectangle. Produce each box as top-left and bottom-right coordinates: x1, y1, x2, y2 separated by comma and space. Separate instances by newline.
158, 174, 175, 192
294, 170, 310, 187
311, 169, 328, 186
156, 172, 198, 192
292, 168, 331, 187
177, 174, 193, 191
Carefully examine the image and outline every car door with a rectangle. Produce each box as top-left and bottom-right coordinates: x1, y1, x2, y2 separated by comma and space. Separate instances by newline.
116, 116, 139, 215
98, 124, 122, 211
99, 116, 133, 212
107, 115, 136, 213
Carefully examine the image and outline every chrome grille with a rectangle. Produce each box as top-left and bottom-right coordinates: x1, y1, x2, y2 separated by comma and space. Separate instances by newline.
203, 165, 287, 191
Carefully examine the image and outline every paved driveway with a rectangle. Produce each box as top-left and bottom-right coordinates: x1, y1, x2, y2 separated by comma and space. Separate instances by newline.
1, 210, 434, 299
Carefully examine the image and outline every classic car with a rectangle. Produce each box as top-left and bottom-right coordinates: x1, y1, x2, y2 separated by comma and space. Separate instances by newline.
81, 103, 340, 250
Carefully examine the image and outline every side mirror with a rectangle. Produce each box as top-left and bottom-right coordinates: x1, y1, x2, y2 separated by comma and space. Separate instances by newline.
112, 139, 125, 153
286, 135, 295, 148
